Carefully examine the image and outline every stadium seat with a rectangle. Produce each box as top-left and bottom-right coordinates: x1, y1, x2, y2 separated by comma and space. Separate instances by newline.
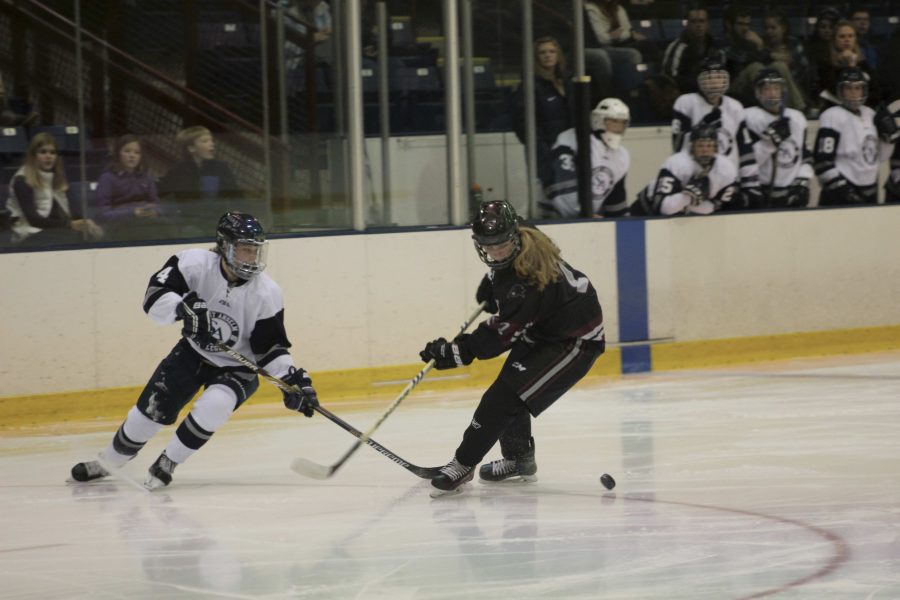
389, 65, 441, 96
659, 18, 686, 42
390, 16, 414, 48
198, 22, 251, 50
631, 19, 662, 43
0, 127, 28, 155
32, 125, 83, 154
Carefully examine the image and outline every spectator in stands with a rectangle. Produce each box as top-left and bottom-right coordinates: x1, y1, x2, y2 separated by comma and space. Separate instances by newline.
584, 1, 659, 68
661, 5, 723, 95
94, 135, 163, 236
814, 67, 897, 206
514, 37, 573, 187
6, 132, 103, 245
805, 6, 842, 112
815, 20, 879, 110
763, 9, 813, 112
0, 72, 37, 127
849, 9, 877, 70
743, 69, 813, 209
158, 126, 241, 205
876, 24, 900, 101
630, 124, 739, 216
671, 52, 762, 209
542, 98, 631, 218
721, 6, 806, 113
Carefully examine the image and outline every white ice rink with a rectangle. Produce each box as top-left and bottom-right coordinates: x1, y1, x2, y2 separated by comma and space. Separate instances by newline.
2, 352, 899, 599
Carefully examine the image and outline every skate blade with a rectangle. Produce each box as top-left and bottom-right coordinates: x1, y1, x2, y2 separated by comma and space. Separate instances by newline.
479, 474, 538, 485
430, 486, 466, 499
143, 475, 169, 492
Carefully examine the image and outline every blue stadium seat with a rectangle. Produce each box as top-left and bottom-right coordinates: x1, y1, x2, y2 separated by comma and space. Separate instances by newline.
198, 22, 251, 50
659, 18, 686, 42
632, 19, 662, 42
390, 17, 414, 48
0, 127, 28, 154
869, 15, 900, 39
389, 65, 441, 95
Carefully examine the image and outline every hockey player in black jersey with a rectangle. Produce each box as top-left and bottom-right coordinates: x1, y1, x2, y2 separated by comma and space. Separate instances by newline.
69, 212, 318, 490
630, 124, 739, 215
419, 201, 605, 497
814, 67, 897, 206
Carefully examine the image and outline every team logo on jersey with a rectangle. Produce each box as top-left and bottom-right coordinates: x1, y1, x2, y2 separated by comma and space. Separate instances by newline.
201, 311, 239, 352
591, 165, 615, 200
861, 134, 878, 165
507, 284, 526, 299
776, 139, 801, 169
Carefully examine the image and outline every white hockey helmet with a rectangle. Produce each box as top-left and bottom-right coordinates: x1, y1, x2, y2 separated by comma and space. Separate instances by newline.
591, 97, 630, 149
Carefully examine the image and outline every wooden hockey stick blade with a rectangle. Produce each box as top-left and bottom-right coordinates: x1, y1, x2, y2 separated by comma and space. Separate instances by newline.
290, 302, 487, 480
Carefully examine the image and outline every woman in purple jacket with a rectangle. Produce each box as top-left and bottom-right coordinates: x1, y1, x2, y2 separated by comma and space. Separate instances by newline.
95, 135, 162, 235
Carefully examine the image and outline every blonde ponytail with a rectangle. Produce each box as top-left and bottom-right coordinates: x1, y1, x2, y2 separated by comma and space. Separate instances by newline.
513, 227, 561, 290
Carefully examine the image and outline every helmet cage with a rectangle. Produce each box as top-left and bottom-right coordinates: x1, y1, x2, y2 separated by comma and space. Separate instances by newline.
690, 125, 718, 167
216, 212, 268, 280
472, 201, 521, 269
837, 72, 868, 112
754, 72, 785, 113
698, 69, 730, 100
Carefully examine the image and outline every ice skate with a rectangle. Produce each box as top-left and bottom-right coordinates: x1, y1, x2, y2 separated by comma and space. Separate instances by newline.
479, 445, 537, 484
68, 459, 110, 483
430, 457, 474, 498
144, 451, 177, 491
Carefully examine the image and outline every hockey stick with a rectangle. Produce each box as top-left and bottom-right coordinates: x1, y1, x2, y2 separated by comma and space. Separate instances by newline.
178, 303, 441, 478
290, 302, 487, 480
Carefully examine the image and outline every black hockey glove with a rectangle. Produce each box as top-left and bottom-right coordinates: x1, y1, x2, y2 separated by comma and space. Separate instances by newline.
785, 178, 810, 208
282, 367, 318, 417
683, 176, 709, 205
476, 274, 498, 314
763, 117, 791, 146
874, 104, 900, 143
176, 292, 216, 347
419, 336, 475, 370
845, 187, 866, 205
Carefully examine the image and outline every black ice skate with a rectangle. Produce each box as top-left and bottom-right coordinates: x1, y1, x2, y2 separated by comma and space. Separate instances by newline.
430, 457, 475, 498
69, 459, 110, 483
479, 446, 537, 483
144, 451, 177, 491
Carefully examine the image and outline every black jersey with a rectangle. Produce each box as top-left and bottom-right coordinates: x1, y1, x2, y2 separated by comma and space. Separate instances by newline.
465, 260, 605, 360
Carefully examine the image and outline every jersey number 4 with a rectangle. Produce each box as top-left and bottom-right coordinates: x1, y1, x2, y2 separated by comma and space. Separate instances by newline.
155, 266, 173, 284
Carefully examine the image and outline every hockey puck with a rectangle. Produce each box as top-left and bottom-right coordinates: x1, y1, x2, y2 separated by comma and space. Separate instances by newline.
600, 473, 616, 490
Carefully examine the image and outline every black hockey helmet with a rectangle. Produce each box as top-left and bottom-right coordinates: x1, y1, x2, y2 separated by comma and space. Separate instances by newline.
754, 67, 785, 113
836, 67, 869, 111
216, 211, 268, 279
697, 51, 729, 101
472, 200, 521, 269
689, 124, 718, 167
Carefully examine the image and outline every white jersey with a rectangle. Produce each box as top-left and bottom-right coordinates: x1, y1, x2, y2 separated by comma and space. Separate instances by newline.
672, 93, 760, 189
543, 128, 630, 217
143, 249, 294, 377
632, 151, 738, 215
744, 106, 814, 189
814, 104, 894, 188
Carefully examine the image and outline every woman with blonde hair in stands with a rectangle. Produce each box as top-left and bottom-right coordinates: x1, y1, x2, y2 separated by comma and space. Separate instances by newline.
6, 132, 103, 245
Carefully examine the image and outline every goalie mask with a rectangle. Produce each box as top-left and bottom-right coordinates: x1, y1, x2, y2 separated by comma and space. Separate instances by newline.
697, 53, 730, 103
216, 211, 268, 280
836, 67, 869, 112
472, 200, 521, 269
754, 68, 785, 114
690, 124, 718, 168
591, 97, 630, 149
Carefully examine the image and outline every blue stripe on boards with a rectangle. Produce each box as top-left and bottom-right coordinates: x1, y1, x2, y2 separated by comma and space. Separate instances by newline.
615, 220, 651, 373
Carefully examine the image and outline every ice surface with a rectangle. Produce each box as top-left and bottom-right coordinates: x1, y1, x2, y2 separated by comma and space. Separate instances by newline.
1, 353, 899, 599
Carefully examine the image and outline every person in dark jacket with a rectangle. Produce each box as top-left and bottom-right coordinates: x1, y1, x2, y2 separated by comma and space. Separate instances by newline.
94, 135, 163, 238
514, 37, 574, 187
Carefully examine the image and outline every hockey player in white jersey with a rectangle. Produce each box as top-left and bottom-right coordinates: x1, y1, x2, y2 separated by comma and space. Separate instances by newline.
630, 124, 739, 216
743, 68, 814, 208
542, 97, 631, 218
881, 101, 900, 203
671, 52, 762, 209
814, 67, 898, 206
69, 212, 319, 490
